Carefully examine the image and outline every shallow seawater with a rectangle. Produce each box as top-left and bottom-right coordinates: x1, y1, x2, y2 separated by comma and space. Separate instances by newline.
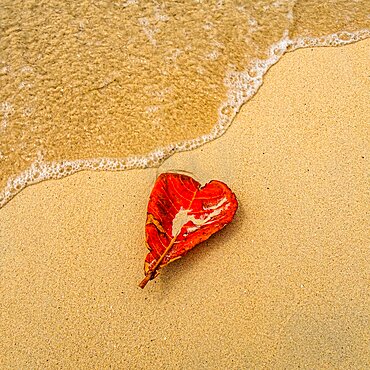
0, 0, 369, 207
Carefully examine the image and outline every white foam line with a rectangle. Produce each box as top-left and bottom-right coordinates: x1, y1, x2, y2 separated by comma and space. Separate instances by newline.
1, 29, 369, 209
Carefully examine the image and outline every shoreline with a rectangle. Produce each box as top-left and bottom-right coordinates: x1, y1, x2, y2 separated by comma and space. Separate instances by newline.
1, 31, 369, 210
1, 39, 369, 368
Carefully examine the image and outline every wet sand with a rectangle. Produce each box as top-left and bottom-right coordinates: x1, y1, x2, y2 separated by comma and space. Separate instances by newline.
2, 0, 369, 208
1, 39, 369, 368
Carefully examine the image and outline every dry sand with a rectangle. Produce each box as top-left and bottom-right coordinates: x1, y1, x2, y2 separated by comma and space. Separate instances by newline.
1, 39, 369, 369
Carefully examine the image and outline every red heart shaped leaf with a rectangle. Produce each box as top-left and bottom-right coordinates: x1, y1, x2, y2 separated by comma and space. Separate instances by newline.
139, 172, 238, 288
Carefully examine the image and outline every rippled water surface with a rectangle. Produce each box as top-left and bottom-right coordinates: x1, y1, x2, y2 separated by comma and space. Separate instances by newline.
1, 0, 369, 207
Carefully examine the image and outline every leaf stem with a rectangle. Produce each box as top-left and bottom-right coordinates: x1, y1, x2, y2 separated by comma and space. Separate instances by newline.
139, 236, 177, 289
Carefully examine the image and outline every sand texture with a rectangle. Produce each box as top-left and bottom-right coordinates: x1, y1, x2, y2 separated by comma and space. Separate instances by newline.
1, 40, 369, 369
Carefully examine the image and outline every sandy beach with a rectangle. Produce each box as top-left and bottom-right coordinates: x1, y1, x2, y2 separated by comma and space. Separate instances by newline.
1, 39, 369, 369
